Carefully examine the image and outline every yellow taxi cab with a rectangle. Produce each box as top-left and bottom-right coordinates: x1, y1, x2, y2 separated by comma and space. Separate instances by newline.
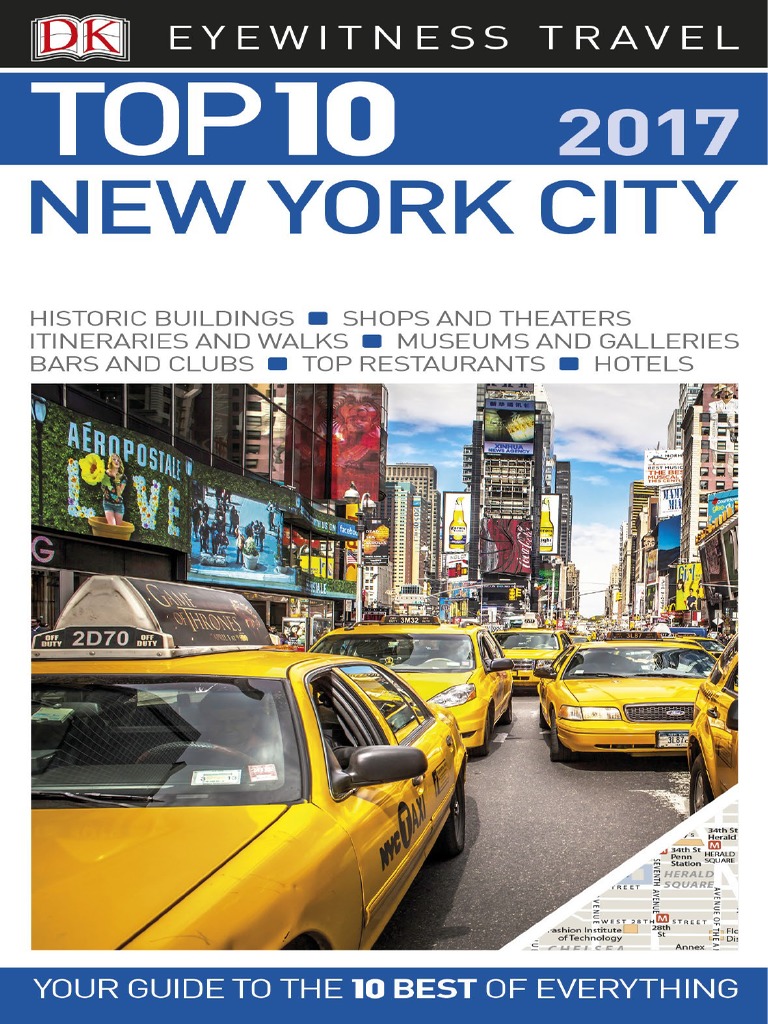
493, 627, 573, 692
687, 635, 738, 813
309, 615, 514, 757
535, 639, 717, 762
31, 576, 467, 950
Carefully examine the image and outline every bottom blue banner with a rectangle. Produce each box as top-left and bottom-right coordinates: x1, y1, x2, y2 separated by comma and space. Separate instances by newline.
2, 968, 765, 1023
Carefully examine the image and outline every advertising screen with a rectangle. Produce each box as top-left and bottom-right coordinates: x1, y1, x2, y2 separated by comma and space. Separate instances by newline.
330, 384, 385, 502
708, 489, 739, 523
188, 481, 292, 590
479, 518, 533, 575
30, 399, 189, 552
483, 405, 535, 456
443, 492, 471, 553
361, 517, 390, 566
657, 515, 682, 574
538, 494, 561, 555
675, 562, 705, 612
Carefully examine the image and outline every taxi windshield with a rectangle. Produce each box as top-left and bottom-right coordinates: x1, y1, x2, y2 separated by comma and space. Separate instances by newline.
32, 676, 303, 807
562, 645, 715, 680
501, 631, 560, 650
312, 633, 475, 672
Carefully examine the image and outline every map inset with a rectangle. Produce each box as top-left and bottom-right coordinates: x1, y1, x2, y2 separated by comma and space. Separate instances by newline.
520, 798, 738, 951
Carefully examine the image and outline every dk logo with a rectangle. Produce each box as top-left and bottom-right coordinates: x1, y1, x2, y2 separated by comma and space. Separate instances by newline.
31, 15, 129, 61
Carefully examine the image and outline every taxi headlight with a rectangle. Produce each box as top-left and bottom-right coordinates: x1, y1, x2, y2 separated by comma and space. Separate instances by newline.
429, 683, 477, 708
560, 705, 621, 721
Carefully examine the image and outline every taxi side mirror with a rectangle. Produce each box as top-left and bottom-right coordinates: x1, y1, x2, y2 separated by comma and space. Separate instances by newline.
726, 699, 738, 731
534, 665, 556, 679
333, 745, 429, 795
489, 657, 514, 672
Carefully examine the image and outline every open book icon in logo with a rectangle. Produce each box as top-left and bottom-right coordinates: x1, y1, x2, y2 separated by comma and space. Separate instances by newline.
32, 15, 129, 61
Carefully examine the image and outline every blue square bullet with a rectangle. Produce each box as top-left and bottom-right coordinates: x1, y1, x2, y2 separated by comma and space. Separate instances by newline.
362, 334, 382, 348
308, 311, 328, 325
560, 357, 580, 371
268, 357, 288, 371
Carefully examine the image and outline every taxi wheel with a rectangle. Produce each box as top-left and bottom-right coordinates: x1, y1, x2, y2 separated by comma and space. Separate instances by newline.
549, 707, 577, 763
689, 754, 714, 814
538, 703, 549, 730
473, 704, 495, 758
432, 770, 466, 859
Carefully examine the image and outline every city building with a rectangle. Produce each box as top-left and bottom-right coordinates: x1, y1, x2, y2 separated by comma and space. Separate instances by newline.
554, 460, 573, 564
385, 462, 440, 593
680, 384, 739, 564
464, 383, 558, 621
382, 479, 418, 599
31, 383, 390, 642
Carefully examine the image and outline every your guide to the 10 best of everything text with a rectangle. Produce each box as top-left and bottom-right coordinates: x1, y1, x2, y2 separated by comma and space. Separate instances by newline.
4, 2, 768, 1023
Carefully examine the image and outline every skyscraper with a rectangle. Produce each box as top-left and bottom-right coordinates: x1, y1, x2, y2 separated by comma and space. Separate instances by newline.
466, 383, 554, 619
385, 463, 440, 590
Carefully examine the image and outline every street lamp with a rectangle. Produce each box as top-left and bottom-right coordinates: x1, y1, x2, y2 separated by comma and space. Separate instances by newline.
343, 482, 376, 621
31, 394, 48, 525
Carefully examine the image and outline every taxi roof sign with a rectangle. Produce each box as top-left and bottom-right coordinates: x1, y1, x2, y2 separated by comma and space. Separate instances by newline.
604, 630, 676, 641
32, 575, 271, 659
381, 615, 442, 626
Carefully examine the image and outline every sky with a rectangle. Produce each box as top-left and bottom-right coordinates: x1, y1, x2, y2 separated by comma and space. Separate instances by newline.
385, 383, 682, 617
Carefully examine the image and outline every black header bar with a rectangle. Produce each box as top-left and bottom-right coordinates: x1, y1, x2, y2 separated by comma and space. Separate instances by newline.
4, 4, 766, 69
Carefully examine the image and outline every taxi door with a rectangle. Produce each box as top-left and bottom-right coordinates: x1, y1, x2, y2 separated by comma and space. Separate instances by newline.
306, 662, 460, 946
706, 656, 739, 796
479, 631, 512, 717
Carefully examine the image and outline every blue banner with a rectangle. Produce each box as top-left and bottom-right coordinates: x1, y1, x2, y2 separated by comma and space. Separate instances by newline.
3, 969, 765, 1022
3, 72, 765, 164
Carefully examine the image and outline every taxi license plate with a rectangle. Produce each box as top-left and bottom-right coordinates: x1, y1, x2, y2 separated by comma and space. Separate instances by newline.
656, 730, 688, 748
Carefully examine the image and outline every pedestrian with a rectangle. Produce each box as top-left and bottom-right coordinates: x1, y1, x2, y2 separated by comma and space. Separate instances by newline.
235, 526, 245, 565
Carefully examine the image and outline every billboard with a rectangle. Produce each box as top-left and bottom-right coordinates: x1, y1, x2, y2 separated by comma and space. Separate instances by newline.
675, 562, 704, 612
700, 535, 728, 584
485, 385, 536, 401
703, 382, 739, 428
657, 515, 682, 574
189, 480, 294, 589
483, 401, 535, 456
30, 400, 189, 551
446, 559, 468, 579
645, 549, 658, 584
539, 494, 561, 555
329, 384, 385, 502
479, 518, 533, 575
708, 489, 739, 523
484, 440, 535, 456
361, 517, 390, 566
443, 492, 471, 553
658, 485, 683, 519
644, 449, 683, 485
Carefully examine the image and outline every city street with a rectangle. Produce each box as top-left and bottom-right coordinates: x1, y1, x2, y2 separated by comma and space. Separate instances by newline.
375, 693, 690, 951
